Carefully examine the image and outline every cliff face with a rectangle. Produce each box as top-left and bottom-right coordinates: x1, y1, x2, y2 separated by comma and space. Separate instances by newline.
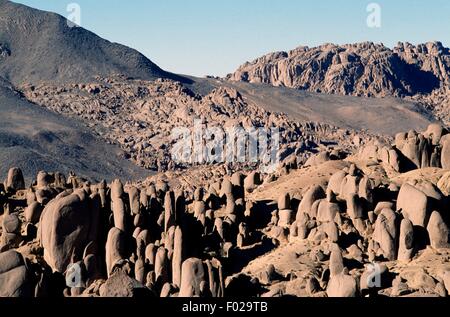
228, 42, 450, 98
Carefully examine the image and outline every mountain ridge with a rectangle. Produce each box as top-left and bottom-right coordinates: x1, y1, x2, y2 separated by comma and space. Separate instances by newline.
0, 0, 191, 85
228, 41, 450, 98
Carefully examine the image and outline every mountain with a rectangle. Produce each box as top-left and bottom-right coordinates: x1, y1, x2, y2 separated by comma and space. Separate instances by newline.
0, 0, 190, 85
228, 41, 450, 98
219, 80, 435, 135
0, 76, 147, 181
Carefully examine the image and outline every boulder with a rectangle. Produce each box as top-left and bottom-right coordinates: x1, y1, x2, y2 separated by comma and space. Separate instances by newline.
111, 179, 125, 200
326, 272, 357, 297
297, 185, 325, 218
128, 186, 140, 215
441, 135, 450, 169
244, 172, 261, 193
398, 218, 415, 261
155, 247, 169, 285
2, 214, 21, 234
5, 167, 25, 191
328, 170, 347, 196
179, 258, 206, 297
346, 193, 364, 220
111, 197, 127, 232
329, 245, 344, 277
164, 191, 175, 232
0, 251, 32, 297
437, 172, 450, 196
373, 208, 398, 261
427, 211, 449, 249
172, 226, 183, 288
105, 227, 127, 277
397, 184, 430, 227
278, 209, 294, 227
135, 258, 146, 284
25, 202, 43, 224
424, 123, 445, 146
340, 166, 359, 198
100, 270, 146, 297
39, 190, 95, 273
36, 171, 50, 189
278, 193, 290, 210
317, 189, 340, 222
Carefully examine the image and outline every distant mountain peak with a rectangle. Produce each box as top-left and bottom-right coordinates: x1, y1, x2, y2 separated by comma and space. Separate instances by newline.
228, 41, 450, 98
0, 0, 189, 85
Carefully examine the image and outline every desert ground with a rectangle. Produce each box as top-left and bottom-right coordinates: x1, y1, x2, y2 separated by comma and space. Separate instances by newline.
0, 0, 449, 298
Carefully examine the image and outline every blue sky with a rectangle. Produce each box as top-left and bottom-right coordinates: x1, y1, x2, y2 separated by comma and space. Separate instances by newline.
12, 0, 450, 77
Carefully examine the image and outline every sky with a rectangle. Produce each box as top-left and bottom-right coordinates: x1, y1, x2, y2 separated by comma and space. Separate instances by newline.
12, 0, 450, 77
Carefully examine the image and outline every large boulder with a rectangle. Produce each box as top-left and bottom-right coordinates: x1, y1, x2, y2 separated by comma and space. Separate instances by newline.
39, 189, 95, 273
326, 273, 357, 297
5, 167, 25, 192
128, 186, 140, 215
340, 165, 359, 198
172, 226, 184, 288
317, 199, 340, 223
111, 197, 127, 232
346, 193, 364, 220
397, 184, 430, 227
0, 251, 32, 297
327, 170, 347, 196
441, 135, 450, 170
427, 211, 449, 249
400, 131, 421, 169
100, 270, 147, 297
373, 209, 398, 261
329, 245, 344, 277
398, 218, 415, 261
424, 123, 445, 146
244, 172, 261, 193
105, 227, 127, 277
1, 213, 22, 250
25, 202, 43, 225
179, 258, 206, 297
437, 172, 450, 196
297, 185, 325, 218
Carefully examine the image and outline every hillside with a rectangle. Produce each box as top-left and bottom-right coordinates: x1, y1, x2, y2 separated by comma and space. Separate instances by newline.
228, 42, 449, 98
0, 0, 190, 85
0, 77, 147, 181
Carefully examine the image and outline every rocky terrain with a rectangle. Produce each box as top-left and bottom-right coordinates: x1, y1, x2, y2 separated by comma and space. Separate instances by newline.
0, 123, 449, 298
20, 75, 376, 172
228, 41, 450, 125
0, 77, 145, 182
0, 0, 449, 299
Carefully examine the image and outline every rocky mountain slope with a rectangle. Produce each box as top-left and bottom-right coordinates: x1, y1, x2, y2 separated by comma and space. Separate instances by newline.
228, 42, 450, 124
21, 75, 370, 173
219, 80, 435, 135
0, 77, 146, 181
0, 0, 189, 85
228, 42, 449, 97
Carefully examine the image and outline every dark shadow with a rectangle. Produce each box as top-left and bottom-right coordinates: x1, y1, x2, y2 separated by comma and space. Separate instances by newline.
225, 274, 267, 297
250, 200, 278, 230
343, 258, 364, 271
372, 186, 398, 204
223, 238, 277, 275
413, 226, 430, 250
338, 231, 362, 250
